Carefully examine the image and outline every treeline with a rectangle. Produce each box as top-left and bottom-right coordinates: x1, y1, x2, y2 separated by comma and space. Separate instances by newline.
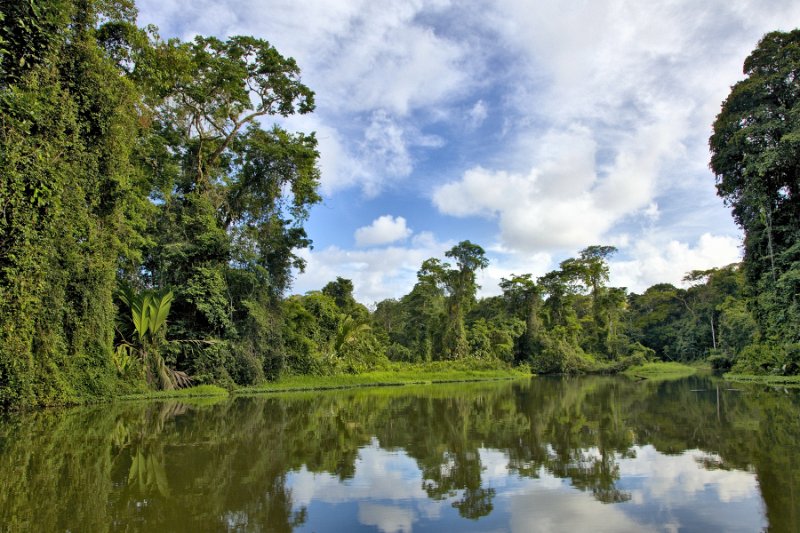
1, 2, 798, 409
276, 238, 774, 375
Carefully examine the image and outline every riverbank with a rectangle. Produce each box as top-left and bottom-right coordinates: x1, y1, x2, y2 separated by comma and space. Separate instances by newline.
722, 373, 800, 387
623, 361, 698, 381
116, 363, 532, 401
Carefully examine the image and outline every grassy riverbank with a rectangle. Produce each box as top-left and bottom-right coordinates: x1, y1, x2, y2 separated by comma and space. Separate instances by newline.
115, 364, 531, 401
722, 374, 800, 387
623, 362, 697, 381
117, 384, 231, 401
238, 363, 531, 394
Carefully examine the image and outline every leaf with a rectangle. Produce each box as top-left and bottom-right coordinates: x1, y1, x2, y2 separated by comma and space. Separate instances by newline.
147, 290, 173, 336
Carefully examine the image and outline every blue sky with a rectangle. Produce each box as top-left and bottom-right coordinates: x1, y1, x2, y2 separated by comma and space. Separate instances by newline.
137, 0, 800, 304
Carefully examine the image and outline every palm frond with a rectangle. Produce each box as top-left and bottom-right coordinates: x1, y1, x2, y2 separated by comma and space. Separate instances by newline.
148, 290, 174, 337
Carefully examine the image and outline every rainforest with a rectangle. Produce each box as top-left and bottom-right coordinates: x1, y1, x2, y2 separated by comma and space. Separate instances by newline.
1, 1, 800, 410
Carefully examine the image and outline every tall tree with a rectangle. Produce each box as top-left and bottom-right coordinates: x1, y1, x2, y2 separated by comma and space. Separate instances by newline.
131, 32, 321, 379
710, 30, 800, 356
441, 241, 489, 359
571, 245, 618, 356
399, 261, 447, 362
500, 274, 543, 362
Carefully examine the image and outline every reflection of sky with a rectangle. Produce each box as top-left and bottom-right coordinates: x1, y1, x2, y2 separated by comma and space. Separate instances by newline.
287, 440, 766, 533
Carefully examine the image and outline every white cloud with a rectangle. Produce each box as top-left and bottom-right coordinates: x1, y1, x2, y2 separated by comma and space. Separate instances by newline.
468, 100, 488, 128
622, 446, 759, 505
433, 123, 665, 251
362, 111, 414, 181
358, 503, 416, 533
355, 215, 413, 247
432, 0, 800, 256
293, 232, 453, 304
609, 233, 743, 293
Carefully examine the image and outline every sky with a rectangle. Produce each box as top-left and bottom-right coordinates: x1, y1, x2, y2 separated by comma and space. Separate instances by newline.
136, 0, 800, 305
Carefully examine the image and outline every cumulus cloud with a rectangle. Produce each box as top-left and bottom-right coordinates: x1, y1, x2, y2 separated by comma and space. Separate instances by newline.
609, 233, 742, 293
355, 215, 413, 247
432, 120, 684, 251
293, 231, 453, 304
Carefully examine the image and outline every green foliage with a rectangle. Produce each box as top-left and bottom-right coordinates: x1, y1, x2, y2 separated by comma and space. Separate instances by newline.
1, 0, 141, 408
710, 29, 800, 372
440, 241, 489, 360
732, 343, 800, 376
10, 3, 800, 407
116, 288, 191, 390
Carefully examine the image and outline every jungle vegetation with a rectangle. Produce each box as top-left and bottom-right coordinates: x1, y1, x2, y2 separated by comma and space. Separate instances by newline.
1, 1, 798, 409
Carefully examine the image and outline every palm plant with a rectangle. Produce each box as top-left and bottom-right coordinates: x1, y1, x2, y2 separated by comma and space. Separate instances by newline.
116, 287, 191, 390
332, 314, 371, 355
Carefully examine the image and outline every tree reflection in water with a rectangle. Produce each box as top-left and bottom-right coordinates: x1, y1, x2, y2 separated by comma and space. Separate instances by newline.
0, 376, 798, 531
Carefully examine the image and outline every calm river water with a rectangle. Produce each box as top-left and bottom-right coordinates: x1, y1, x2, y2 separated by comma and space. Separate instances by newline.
1, 375, 798, 532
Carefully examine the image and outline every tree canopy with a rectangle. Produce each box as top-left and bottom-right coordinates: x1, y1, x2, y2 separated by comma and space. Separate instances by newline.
710, 29, 800, 373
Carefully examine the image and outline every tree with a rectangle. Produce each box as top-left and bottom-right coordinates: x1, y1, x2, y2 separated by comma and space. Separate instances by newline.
710, 30, 800, 355
322, 277, 368, 319
569, 246, 618, 357
627, 283, 685, 360
130, 32, 321, 380
500, 274, 543, 362
441, 241, 489, 359
399, 263, 447, 362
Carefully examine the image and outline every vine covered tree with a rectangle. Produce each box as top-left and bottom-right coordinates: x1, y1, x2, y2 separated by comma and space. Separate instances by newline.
710, 29, 800, 372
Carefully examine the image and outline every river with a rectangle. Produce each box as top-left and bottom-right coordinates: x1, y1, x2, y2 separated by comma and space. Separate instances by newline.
1, 375, 798, 532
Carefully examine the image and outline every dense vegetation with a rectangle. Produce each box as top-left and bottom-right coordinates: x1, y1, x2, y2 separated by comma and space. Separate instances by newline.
1, 2, 798, 409
709, 29, 800, 375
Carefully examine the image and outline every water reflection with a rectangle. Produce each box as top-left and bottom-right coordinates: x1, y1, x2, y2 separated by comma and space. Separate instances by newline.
0, 376, 797, 532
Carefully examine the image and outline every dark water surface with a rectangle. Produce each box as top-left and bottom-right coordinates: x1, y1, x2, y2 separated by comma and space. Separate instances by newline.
1, 375, 799, 532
